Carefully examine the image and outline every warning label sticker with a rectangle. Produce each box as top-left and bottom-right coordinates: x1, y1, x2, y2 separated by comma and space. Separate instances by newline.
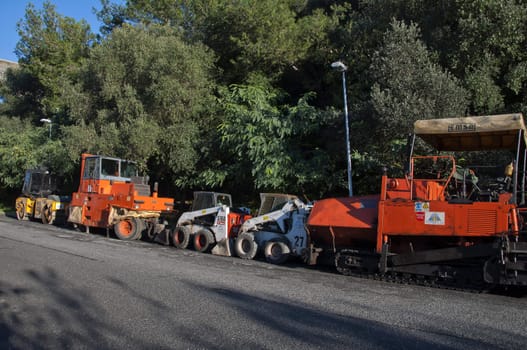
415, 202, 430, 212
425, 212, 445, 225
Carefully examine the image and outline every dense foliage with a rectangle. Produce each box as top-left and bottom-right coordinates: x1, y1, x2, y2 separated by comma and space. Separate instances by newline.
2, 0, 527, 202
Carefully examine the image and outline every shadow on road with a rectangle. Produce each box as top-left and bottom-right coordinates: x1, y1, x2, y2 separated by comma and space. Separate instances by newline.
1, 253, 526, 349
178, 280, 525, 350
0, 267, 113, 349
0, 267, 174, 349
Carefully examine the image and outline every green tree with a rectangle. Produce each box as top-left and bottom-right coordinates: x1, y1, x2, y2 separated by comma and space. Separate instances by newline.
193, 0, 315, 82
218, 74, 341, 197
354, 0, 527, 115
5, 1, 94, 121
455, 0, 527, 114
98, 0, 337, 86
0, 116, 44, 189
62, 24, 217, 186
0, 2, 94, 189
369, 20, 468, 141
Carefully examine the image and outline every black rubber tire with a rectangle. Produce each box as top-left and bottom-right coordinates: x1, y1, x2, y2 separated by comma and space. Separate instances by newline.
264, 240, 290, 265
41, 205, 55, 225
172, 226, 191, 249
235, 233, 258, 260
114, 218, 140, 241
193, 229, 215, 253
16, 199, 26, 221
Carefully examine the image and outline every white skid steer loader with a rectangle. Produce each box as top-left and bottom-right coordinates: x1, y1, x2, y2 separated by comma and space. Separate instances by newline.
234, 193, 312, 264
171, 192, 251, 256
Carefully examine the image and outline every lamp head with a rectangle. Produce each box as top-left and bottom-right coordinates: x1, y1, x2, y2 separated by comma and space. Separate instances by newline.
331, 60, 348, 72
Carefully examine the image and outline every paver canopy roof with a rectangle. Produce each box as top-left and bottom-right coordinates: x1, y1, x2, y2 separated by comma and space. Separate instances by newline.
414, 113, 527, 151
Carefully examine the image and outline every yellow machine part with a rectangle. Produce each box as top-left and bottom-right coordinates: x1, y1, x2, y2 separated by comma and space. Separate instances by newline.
15, 197, 67, 224
37, 198, 68, 224
15, 197, 35, 220
50, 200, 66, 211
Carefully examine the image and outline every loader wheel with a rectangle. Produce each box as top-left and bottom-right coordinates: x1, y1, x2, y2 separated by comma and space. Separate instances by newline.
172, 226, 191, 249
114, 218, 140, 241
235, 233, 258, 260
193, 229, 215, 253
41, 205, 55, 225
16, 200, 26, 221
264, 240, 290, 265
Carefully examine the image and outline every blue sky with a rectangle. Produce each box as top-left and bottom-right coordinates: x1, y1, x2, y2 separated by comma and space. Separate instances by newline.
0, 0, 112, 62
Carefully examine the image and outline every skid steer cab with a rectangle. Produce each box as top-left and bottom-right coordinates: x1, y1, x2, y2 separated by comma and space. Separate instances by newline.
68, 153, 174, 240
234, 193, 312, 264
15, 169, 70, 225
170, 191, 252, 256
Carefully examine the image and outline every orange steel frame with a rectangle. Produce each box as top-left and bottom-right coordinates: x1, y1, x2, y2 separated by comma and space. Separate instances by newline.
70, 153, 174, 228
376, 155, 520, 253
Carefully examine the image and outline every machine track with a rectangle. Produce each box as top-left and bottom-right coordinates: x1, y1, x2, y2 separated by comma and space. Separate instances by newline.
334, 236, 527, 294
336, 266, 489, 293
335, 249, 490, 293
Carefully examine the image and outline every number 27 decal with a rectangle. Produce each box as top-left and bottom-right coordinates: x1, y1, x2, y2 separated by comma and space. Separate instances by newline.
294, 236, 304, 247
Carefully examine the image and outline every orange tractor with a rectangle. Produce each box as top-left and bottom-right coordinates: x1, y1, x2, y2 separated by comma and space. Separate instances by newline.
68, 154, 174, 240
308, 113, 527, 288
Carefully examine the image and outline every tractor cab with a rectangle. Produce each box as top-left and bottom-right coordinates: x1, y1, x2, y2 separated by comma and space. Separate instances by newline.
191, 191, 232, 211
21, 169, 57, 198
79, 155, 142, 194
257, 193, 299, 215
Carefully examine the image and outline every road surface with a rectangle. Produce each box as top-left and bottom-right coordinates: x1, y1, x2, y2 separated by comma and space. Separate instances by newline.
0, 215, 526, 349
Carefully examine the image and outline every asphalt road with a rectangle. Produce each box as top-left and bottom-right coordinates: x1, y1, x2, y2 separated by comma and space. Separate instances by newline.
0, 215, 526, 350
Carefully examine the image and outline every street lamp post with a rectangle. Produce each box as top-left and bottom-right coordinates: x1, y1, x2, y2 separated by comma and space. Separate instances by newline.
331, 60, 353, 197
40, 118, 52, 138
